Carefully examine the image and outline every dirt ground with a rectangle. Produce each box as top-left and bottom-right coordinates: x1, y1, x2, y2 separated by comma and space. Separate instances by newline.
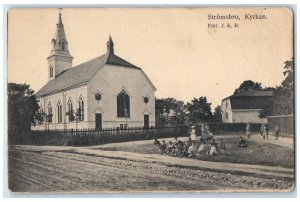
9, 148, 236, 193
8, 134, 294, 193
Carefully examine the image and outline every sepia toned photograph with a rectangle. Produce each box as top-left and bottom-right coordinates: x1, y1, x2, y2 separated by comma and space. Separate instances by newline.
7, 7, 294, 193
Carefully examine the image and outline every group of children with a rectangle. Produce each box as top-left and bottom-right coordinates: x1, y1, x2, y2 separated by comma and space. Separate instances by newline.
153, 122, 282, 159
153, 136, 226, 158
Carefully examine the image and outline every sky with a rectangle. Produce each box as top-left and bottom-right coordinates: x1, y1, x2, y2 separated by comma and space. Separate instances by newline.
7, 8, 293, 109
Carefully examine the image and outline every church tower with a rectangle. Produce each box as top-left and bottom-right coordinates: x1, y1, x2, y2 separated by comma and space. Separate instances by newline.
47, 11, 73, 80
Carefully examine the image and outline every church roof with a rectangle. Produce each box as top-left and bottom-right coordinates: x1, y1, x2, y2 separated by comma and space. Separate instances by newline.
36, 53, 140, 97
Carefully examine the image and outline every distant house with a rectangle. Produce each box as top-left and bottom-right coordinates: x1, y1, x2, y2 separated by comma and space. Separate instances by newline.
221, 91, 273, 123
162, 106, 176, 117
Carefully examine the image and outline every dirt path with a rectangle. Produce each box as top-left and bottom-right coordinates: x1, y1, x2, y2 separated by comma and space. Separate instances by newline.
9, 146, 293, 192
246, 134, 294, 149
9, 149, 235, 192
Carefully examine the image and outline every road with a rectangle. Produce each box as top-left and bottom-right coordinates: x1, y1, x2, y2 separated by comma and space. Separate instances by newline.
9, 148, 234, 192
8, 144, 294, 193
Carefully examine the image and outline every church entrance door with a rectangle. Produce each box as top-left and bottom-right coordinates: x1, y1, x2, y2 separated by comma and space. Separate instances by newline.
144, 115, 149, 129
95, 113, 102, 130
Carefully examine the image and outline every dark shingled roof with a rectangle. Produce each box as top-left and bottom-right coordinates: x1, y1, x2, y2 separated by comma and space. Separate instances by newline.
223, 91, 274, 110
230, 96, 273, 110
234, 91, 273, 97
36, 53, 140, 97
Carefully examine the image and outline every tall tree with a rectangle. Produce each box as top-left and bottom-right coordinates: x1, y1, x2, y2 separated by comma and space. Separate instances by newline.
234, 80, 262, 95
155, 98, 186, 126
186, 97, 212, 125
282, 58, 294, 89
212, 105, 222, 122
8, 83, 40, 135
260, 58, 294, 117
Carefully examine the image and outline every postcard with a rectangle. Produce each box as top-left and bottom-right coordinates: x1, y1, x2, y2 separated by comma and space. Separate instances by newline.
7, 7, 294, 193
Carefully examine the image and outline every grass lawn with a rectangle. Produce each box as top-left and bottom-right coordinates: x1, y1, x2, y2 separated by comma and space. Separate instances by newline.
97, 136, 294, 168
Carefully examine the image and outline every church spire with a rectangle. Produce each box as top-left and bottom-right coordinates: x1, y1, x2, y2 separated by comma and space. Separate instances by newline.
107, 35, 114, 55
51, 9, 70, 52
57, 13, 63, 28
47, 9, 73, 80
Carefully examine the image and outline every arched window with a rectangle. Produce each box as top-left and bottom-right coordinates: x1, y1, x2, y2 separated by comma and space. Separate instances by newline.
49, 65, 53, 78
117, 90, 130, 117
57, 102, 62, 123
67, 99, 74, 122
78, 97, 84, 121
47, 102, 53, 123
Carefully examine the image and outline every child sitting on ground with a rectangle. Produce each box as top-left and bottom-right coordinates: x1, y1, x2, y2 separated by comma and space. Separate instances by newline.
218, 138, 226, 153
188, 142, 198, 157
198, 139, 206, 154
166, 141, 176, 154
174, 137, 185, 147
159, 140, 167, 154
153, 137, 160, 147
209, 139, 218, 156
237, 136, 247, 148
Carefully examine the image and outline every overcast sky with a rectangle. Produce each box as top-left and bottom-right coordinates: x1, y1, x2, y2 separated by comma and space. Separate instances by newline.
8, 8, 293, 109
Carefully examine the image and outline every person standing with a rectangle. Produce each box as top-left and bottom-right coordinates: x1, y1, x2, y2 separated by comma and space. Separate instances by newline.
260, 124, 265, 136
263, 125, 268, 140
190, 125, 197, 143
274, 124, 280, 140
246, 123, 251, 139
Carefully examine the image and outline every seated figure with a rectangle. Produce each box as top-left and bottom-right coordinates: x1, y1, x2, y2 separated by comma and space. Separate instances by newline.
188, 142, 198, 157
159, 140, 167, 153
153, 137, 161, 147
237, 136, 247, 148
198, 139, 206, 154
209, 139, 218, 156
166, 141, 176, 154
218, 138, 226, 152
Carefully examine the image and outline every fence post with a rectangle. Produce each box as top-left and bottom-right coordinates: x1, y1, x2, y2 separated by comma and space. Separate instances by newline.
71, 128, 73, 145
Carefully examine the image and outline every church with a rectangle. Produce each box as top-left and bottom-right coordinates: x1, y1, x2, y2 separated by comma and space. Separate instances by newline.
32, 13, 156, 130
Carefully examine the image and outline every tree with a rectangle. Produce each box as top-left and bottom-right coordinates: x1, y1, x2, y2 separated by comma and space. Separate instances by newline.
212, 105, 222, 122
186, 97, 212, 125
66, 108, 81, 130
155, 98, 187, 126
8, 83, 40, 138
282, 58, 294, 89
234, 80, 262, 95
260, 58, 294, 117
34, 110, 47, 126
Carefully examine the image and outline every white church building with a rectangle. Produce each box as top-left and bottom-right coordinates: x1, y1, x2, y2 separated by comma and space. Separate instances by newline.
32, 13, 156, 130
